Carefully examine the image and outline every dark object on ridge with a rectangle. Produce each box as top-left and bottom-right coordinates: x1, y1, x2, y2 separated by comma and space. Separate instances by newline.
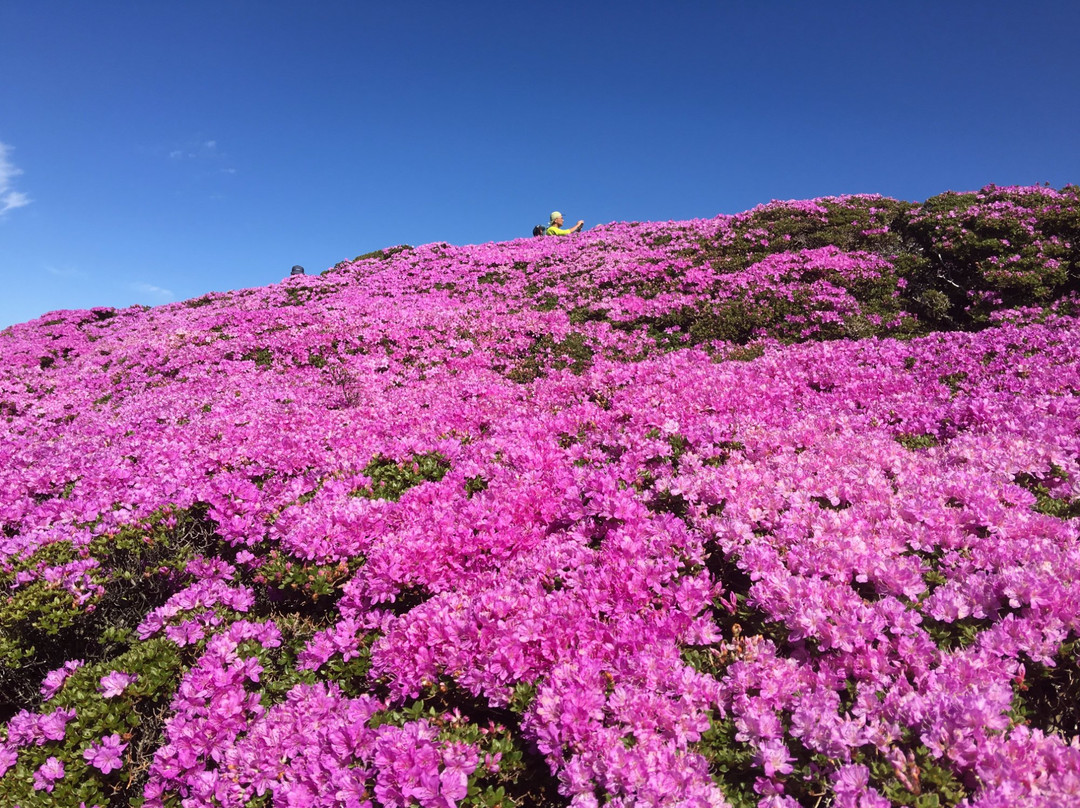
290, 265, 305, 276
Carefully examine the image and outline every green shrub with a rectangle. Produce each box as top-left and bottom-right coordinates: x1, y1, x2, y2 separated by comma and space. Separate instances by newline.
355, 452, 452, 501
0, 506, 218, 723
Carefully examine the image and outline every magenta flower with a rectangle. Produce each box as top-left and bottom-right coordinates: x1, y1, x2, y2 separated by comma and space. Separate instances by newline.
165, 619, 206, 646
33, 756, 65, 792
4, 185, 1080, 806
39, 707, 76, 742
0, 744, 17, 777
83, 733, 129, 774
40, 659, 84, 700
98, 670, 137, 698
756, 738, 794, 777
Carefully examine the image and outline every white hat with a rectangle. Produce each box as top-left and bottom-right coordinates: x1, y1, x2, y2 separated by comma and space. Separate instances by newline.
550, 211, 562, 223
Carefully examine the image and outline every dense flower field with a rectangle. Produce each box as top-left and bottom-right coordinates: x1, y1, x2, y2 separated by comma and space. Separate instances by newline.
2, 185, 1080, 807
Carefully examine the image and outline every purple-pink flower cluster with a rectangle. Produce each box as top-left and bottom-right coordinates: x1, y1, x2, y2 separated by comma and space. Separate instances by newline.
2, 186, 1079, 806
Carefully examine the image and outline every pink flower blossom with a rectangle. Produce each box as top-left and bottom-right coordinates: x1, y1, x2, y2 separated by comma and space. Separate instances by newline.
83, 733, 129, 774
98, 670, 137, 698
33, 756, 65, 792
40, 659, 84, 700
0, 744, 17, 777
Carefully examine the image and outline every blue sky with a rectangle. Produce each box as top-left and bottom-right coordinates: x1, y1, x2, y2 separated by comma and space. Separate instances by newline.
2, 1, 1079, 329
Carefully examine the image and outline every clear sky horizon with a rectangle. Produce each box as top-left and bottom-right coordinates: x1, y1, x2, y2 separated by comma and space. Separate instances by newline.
2, 1, 1079, 329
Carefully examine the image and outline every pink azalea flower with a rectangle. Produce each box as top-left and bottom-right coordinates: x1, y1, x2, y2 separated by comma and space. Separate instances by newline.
99, 670, 137, 698
33, 756, 65, 792
0, 744, 17, 777
83, 733, 129, 774
40, 659, 84, 700
39, 707, 76, 742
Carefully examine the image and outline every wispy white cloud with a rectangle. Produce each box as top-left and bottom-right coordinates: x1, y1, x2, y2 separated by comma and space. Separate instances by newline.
0, 142, 31, 216
165, 138, 236, 178
45, 264, 86, 279
168, 139, 221, 160
131, 282, 175, 302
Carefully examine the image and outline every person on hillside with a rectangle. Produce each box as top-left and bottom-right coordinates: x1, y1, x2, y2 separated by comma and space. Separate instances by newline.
546, 211, 584, 236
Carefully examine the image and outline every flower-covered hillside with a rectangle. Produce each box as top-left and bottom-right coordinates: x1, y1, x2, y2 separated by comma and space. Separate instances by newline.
2, 185, 1080, 808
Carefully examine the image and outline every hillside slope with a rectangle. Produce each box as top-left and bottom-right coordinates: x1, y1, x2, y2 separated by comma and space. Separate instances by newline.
2, 185, 1080, 807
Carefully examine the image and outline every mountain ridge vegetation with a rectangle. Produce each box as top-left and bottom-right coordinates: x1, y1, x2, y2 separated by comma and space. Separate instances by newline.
2, 183, 1079, 807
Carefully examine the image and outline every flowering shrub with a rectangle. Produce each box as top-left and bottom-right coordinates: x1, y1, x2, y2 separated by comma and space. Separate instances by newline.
2, 185, 1080, 807
904, 184, 1080, 324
